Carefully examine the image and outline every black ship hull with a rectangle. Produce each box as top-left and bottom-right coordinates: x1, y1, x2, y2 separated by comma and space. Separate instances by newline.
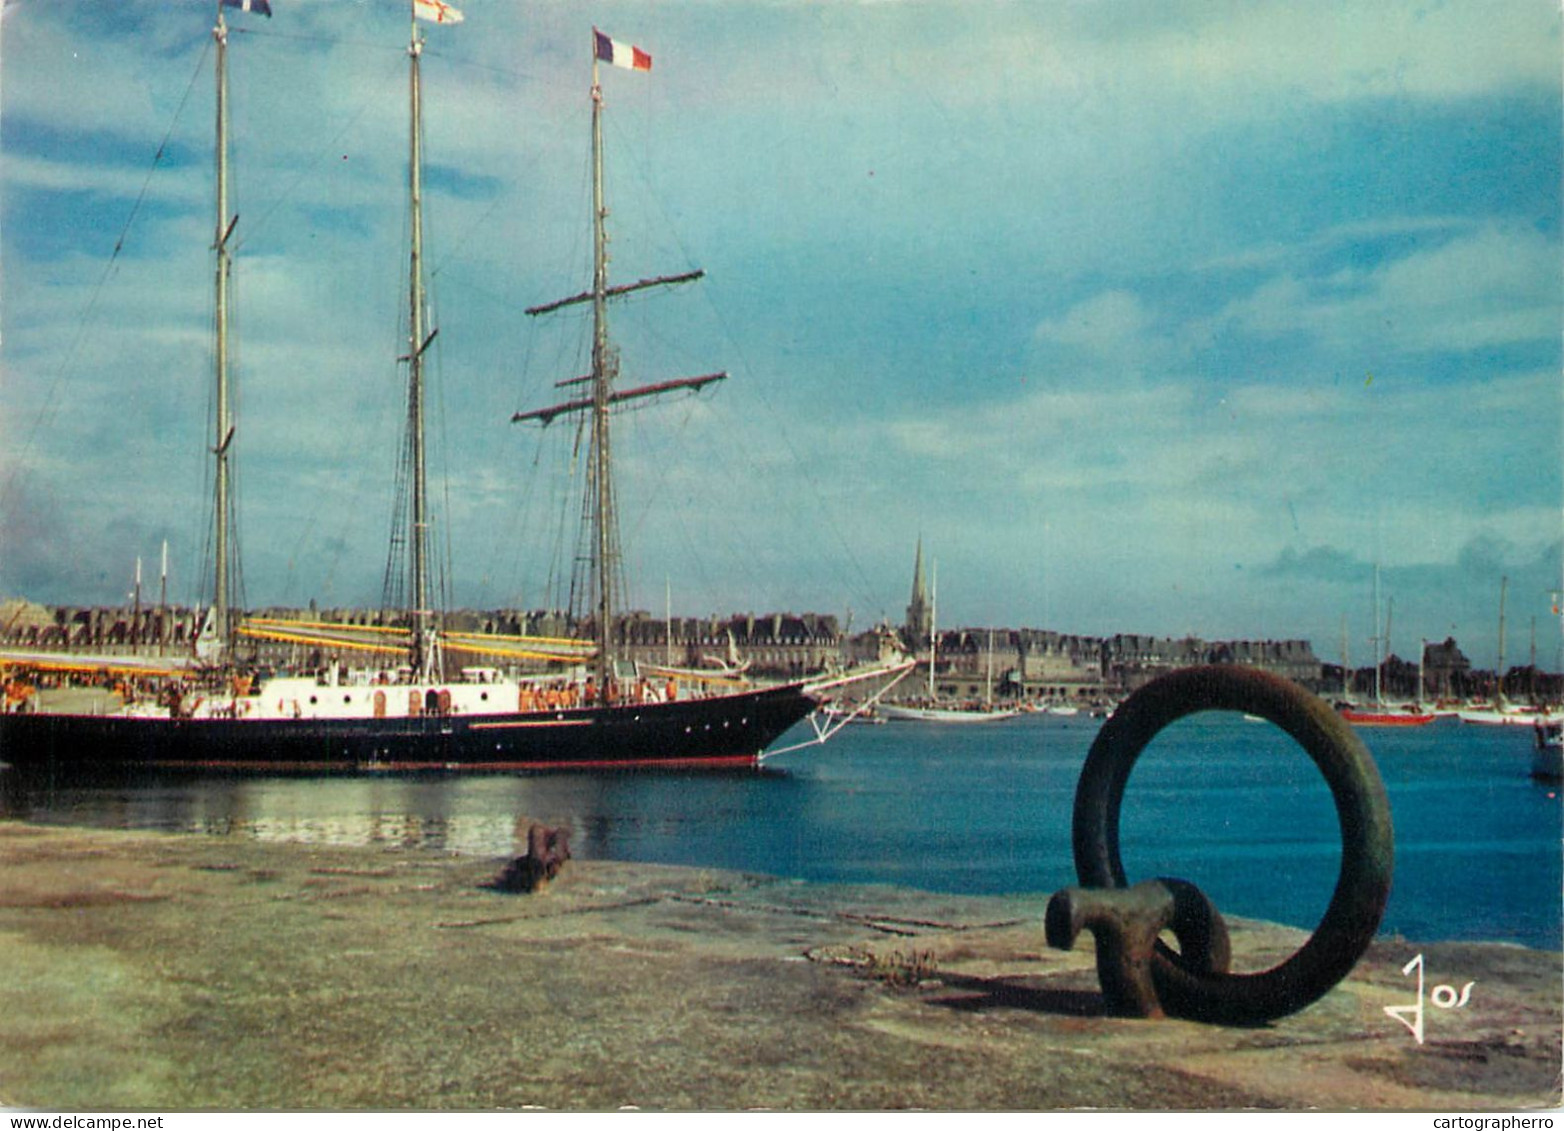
0, 683, 819, 778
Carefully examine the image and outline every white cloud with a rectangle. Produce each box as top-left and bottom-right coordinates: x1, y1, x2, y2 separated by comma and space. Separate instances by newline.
1033, 290, 1154, 352
1209, 223, 1559, 356
2, 0, 1557, 665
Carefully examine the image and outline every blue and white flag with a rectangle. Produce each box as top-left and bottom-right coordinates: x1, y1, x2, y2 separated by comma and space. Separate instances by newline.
221, 0, 272, 16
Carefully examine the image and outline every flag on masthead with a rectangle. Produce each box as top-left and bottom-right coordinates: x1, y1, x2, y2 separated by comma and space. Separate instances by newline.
221, 0, 272, 16
594, 28, 651, 72
414, 0, 463, 23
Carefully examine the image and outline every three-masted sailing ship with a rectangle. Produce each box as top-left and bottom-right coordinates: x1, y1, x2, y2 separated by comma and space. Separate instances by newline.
0, 7, 901, 775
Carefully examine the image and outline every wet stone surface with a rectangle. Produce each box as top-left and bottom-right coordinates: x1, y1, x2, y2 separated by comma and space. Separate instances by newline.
0, 823, 1557, 1111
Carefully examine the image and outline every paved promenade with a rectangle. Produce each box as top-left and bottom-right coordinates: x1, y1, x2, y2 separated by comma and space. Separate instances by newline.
0, 823, 1557, 1111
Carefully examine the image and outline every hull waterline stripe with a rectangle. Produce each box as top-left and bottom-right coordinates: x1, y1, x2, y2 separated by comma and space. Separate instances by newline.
143, 755, 758, 772
469, 718, 593, 729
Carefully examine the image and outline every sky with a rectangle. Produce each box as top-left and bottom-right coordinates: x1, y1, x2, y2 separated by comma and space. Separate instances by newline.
1, 0, 1559, 671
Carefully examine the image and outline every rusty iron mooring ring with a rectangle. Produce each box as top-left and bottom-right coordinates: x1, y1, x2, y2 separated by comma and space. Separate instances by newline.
1073, 664, 1394, 1025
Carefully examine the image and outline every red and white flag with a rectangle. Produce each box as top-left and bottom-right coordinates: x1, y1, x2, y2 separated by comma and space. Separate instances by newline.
594, 28, 651, 72
414, 0, 463, 24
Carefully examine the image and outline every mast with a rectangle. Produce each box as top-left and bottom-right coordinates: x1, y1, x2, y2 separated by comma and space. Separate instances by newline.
985, 627, 994, 708
1497, 575, 1509, 703
588, 45, 616, 696
514, 30, 722, 702
1384, 596, 1394, 698
404, 9, 439, 682
159, 540, 169, 655
1340, 614, 1350, 700
132, 558, 143, 647
1530, 616, 1537, 701
1372, 565, 1382, 704
928, 563, 938, 700
211, 6, 236, 657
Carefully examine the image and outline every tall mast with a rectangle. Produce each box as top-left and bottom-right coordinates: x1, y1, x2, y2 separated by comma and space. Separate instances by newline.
514, 30, 722, 701
133, 558, 143, 646
1340, 614, 1350, 700
589, 47, 616, 696
1372, 565, 1382, 704
985, 627, 994, 707
928, 563, 938, 700
405, 10, 439, 681
1497, 574, 1508, 702
212, 7, 235, 656
159, 539, 169, 655
1384, 596, 1394, 697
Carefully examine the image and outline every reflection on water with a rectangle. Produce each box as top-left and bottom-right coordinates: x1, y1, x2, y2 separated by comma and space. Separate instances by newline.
3, 713, 1560, 949
0, 767, 798, 863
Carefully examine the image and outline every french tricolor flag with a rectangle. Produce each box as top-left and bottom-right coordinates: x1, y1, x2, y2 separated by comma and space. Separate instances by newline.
594, 28, 651, 72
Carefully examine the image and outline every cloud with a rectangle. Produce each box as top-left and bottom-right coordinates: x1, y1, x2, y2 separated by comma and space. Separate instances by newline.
1214, 223, 1559, 356
1033, 290, 1156, 355
2, 0, 1557, 671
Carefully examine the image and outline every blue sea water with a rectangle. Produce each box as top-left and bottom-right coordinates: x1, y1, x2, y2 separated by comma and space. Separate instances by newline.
3, 712, 1559, 950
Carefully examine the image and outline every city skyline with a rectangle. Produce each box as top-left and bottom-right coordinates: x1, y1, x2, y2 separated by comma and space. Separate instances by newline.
2, 1, 1559, 670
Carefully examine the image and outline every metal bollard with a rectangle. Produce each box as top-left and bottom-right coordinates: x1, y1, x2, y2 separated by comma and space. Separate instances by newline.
1046, 877, 1231, 1017
1049, 664, 1394, 1025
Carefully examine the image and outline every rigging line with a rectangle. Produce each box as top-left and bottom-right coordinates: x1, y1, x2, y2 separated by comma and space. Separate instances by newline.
668, 413, 773, 607
534, 433, 569, 613
478, 284, 550, 605
417, 45, 536, 86
484, 423, 544, 608
431, 301, 458, 617
703, 282, 880, 614
232, 71, 394, 255
619, 395, 734, 611
604, 110, 880, 615
603, 103, 699, 274
0, 35, 213, 518
231, 26, 401, 56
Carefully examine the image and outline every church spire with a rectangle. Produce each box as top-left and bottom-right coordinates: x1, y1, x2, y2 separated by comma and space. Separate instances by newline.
905, 537, 932, 646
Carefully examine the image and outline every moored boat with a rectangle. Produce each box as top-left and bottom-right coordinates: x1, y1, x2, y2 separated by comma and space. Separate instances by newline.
1532, 720, 1563, 782
879, 702, 1020, 724
1340, 704, 1436, 727
1459, 706, 1553, 727
1338, 568, 1436, 727
880, 568, 1016, 723
0, 8, 903, 776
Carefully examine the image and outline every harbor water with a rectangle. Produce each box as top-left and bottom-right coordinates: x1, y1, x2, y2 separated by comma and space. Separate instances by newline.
2, 711, 1558, 950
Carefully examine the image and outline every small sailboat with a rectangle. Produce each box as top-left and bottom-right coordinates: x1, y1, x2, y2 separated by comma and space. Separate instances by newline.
1457, 578, 1551, 725
0, 10, 902, 774
1340, 568, 1433, 727
879, 571, 1018, 724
